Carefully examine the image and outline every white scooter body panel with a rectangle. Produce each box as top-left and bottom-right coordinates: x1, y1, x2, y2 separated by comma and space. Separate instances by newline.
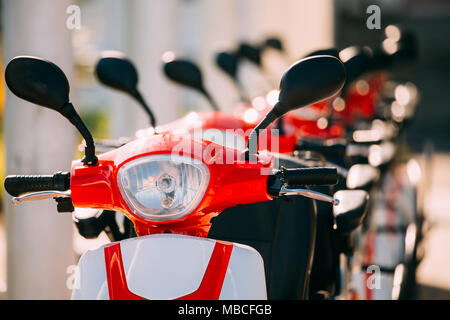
72, 234, 267, 300
71, 245, 109, 300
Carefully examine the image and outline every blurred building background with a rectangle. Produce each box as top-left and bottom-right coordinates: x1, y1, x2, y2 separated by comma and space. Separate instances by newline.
0, 0, 448, 299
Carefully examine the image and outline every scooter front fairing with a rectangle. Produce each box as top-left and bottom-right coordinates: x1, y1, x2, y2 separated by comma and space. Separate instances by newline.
72, 233, 267, 300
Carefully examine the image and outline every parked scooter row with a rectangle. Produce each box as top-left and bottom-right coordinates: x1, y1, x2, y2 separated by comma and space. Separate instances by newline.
234, 32, 420, 300
204, 30, 421, 300
85, 48, 375, 299
87, 26, 419, 300
3, 25, 420, 299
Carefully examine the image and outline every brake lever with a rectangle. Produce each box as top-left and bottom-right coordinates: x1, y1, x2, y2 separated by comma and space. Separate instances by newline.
12, 190, 71, 204
279, 186, 340, 206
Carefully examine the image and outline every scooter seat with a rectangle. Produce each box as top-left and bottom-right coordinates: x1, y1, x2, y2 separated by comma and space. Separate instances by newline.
333, 190, 369, 234
346, 164, 379, 191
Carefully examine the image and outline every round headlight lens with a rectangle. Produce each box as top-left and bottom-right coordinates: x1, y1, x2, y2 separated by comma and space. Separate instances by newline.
117, 154, 210, 222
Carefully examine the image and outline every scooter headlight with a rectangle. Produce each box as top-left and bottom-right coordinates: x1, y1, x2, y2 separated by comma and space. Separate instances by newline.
117, 154, 210, 222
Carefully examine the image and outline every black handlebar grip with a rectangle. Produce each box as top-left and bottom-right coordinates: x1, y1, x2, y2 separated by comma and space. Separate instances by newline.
282, 167, 339, 186
296, 141, 347, 158
4, 172, 70, 197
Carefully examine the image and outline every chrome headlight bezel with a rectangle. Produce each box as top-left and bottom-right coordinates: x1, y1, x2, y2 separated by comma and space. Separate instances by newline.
117, 154, 210, 222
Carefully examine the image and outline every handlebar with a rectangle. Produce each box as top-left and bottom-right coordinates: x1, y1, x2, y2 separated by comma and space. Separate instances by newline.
4, 171, 70, 197
280, 167, 339, 187
5, 166, 339, 208
295, 139, 347, 159
267, 166, 339, 204
267, 166, 339, 198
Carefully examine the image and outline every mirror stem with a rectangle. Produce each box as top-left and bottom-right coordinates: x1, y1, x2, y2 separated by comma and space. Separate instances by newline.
60, 103, 98, 166
230, 78, 250, 103
202, 89, 220, 111
133, 90, 157, 128
276, 117, 285, 135
245, 102, 284, 159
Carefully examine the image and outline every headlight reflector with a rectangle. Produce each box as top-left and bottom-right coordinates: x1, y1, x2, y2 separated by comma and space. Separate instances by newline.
117, 154, 209, 221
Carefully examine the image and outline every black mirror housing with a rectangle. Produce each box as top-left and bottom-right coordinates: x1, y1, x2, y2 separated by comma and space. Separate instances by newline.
5, 56, 97, 165
264, 37, 284, 51
163, 58, 219, 111
277, 55, 346, 114
96, 52, 156, 127
5, 56, 70, 111
95, 55, 139, 96
245, 55, 346, 156
340, 47, 372, 88
238, 42, 262, 66
216, 51, 239, 80
163, 59, 204, 92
